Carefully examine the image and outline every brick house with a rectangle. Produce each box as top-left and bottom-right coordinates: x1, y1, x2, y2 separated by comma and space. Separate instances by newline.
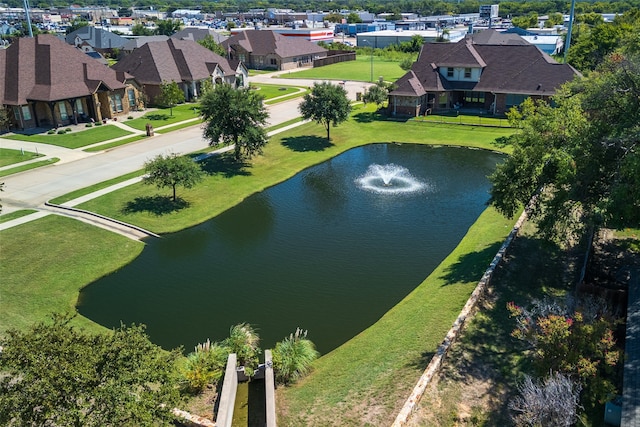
112, 38, 248, 105
388, 30, 581, 117
221, 30, 327, 71
0, 34, 141, 131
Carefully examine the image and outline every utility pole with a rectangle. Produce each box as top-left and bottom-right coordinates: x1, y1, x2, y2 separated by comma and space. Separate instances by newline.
23, 0, 33, 37
564, 0, 577, 62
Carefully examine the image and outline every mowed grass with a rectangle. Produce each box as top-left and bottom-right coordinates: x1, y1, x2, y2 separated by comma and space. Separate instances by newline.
0, 215, 144, 334
0, 209, 38, 223
124, 104, 202, 131
2, 125, 133, 148
0, 158, 59, 177
0, 147, 42, 167
77, 105, 514, 234
250, 83, 305, 100
280, 55, 407, 82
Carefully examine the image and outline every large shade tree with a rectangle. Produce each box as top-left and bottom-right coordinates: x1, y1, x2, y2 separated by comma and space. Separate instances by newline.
143, 152, 203, 201
200, 83, 269, 161
489, 49, 640, 240
0, 314, 182, 427
299, 81, 352, 141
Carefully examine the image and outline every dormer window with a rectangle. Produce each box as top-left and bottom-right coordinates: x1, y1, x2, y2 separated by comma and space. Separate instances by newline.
447, 67, 454, 77
464, 68, 472, 78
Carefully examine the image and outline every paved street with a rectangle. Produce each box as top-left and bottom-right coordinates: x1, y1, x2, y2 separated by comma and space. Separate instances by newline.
1, 70, 370, 218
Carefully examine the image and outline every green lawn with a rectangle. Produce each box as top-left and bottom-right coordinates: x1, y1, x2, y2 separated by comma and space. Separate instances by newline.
280, 56, 407, 82
0, 148, 42, 167
249, 83, 305, 100
83, 135, 148, 152
0, 158, 59, 177
0, 209, 38, 223
76, 105, 514, 234
3, 126, 133, 149
124, 104, 202, 131
412, 113, 511, 128
0, 215, 144, 334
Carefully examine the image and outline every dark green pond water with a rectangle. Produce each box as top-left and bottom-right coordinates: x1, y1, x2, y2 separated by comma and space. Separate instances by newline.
77, 144, 504, 355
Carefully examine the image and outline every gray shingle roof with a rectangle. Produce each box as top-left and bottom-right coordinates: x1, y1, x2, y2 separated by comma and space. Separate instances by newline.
112, 38, 236, 85
0, 34, 127, 105
65, 26, 127, 49
221, 30, 327, 59
171, 27, 227, 44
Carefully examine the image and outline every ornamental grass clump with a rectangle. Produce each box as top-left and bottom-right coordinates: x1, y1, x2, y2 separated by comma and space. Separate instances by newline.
272, 328, 319, 385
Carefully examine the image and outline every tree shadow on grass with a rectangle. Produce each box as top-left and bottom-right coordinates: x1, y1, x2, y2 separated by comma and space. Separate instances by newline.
122, 195, 189, 216
352, 111, 378, 123
405, 350, 436, 372
195, 152, 252, 178
438, 242, 504, 286
281, 135, 333, 152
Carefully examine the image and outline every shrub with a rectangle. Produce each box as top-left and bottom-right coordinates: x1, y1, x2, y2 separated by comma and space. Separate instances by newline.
64, 127, 71, 132
47, 130, 55, 134
85, 123, 93, 128
95, 121, 102, 126
509, 372, 582, 427
56, 129, 66, 134
222, 323, 261, 375
272, 328, 319, 385
127, 116, 133, 120
179, 339, 228, 394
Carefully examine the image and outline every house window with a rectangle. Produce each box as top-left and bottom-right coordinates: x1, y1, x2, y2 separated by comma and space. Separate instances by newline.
110, 94, 123, 112
21, 105, 32, 121
438, 92, 448, 108
270, 58, 277, 65
58, 102, 68, 120
464, 91, 485, 104
447, 67, 454, 77
506, 94, 528, 108
239, 54, 246, 62
464, 68, 472, 78
128, 89, 136, 108
75, 99, 84, 115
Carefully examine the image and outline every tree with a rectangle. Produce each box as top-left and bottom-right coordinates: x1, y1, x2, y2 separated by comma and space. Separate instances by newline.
65, 18, 89, 35
299, 81, 352, 141
362, 81, 389, 108
0, 314, 181, 427
143, 152, 203, 202
509, 372, 582, 427
507, 298, 620, 407
157, 80, 185, 115
346, 12, 362, 23
488, 51, 640, 240
198, 34, 226, 57
272, 328, 319, 385
200, 83, 269, 161
399, 57, 414, 70
131, 22, 154, 36
154, 19, 182, 36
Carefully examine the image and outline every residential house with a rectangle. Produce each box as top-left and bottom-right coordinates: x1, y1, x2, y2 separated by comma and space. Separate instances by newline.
171, 27, 227, 44
388, 31, 580, 117
221, 30, 327, 70
111, 38, 248, 105
121, 35, 169, 54
65, 25, 127, 55
0, 34, 141, 130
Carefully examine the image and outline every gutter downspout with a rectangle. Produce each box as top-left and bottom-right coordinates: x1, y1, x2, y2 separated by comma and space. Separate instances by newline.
492, 92, 497, 115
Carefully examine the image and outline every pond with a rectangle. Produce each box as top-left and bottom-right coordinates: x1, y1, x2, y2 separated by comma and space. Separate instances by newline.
77, 144, 504, 355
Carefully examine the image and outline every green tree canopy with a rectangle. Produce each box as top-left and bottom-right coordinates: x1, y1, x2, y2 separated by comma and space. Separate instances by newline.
489, 51, 640, 240
154, 18, 183, 36
65, 17, 89, 35
199, 83, 269, 161
143, 152, 204, 201
346, 12, 362, 23
198, 34, 227, 56
157, 80, 185, 115
131, 22, 154, 36
0, 314, 181, 427
362, 81, 389, 107
299, 81, 352, 141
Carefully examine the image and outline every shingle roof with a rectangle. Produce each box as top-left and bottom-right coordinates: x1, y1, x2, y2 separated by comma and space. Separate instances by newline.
0, 34, 127, 105
390, 38, 580, 97
467, 29, 529, 46
171, 27, 227, 44
112, 38, 236, 85
221, 30, 327, 59
65, 26, 127, 49
122, 35, 169, 52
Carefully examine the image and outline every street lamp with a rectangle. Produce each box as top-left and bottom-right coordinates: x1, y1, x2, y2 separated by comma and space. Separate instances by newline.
362, 38, 374, 82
